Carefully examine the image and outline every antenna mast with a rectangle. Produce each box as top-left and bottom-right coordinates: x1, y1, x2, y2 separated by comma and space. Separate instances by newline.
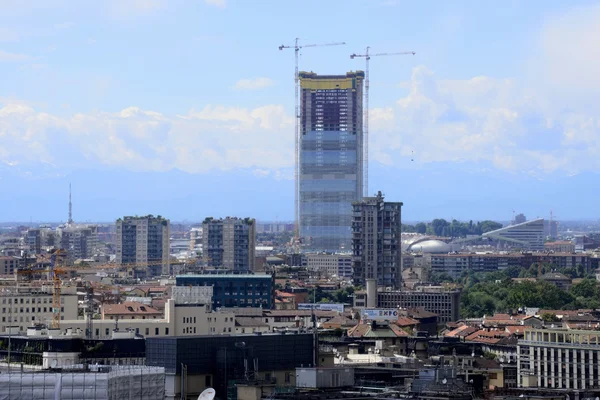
68, 183, 73, 225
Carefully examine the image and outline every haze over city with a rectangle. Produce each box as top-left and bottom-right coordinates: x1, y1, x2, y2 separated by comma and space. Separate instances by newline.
2, 0, 600, 222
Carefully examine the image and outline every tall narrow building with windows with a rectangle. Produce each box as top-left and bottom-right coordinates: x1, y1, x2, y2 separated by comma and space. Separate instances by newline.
352, 191, 403, 288
299, 71, 364, 252
202, 217, 256, 272
116, 215, 170, 276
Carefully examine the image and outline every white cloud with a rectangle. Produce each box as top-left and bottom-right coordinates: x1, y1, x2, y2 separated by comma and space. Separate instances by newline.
0, 101, 294, 175
205, 0, 226, 8
0, 49, 30, 62
369, 65, 600, 175
233, 77, 275, 91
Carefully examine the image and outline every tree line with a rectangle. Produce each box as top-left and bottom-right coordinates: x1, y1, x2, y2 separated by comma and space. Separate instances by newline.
403, 219, 503, 237
457, 265, 599, 318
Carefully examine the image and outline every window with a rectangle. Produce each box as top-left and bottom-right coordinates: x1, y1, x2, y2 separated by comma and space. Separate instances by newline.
165, 327, 169, 335
96, 328, 100, 337
105, 328, 110, 335
145, 328, 149, 335
155, 327, 159, 335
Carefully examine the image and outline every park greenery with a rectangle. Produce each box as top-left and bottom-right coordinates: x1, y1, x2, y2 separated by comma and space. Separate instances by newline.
402, 219, 503, 237
438, 264, 600, 318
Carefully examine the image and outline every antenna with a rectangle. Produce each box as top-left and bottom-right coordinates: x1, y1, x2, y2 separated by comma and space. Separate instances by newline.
68, 183, 73, 225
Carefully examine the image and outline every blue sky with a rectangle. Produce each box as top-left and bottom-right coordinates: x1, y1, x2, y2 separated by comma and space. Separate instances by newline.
1, 0, 600, 222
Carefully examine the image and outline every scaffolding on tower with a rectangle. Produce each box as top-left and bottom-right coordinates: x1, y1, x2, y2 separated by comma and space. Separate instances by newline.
279, 38, 346, 252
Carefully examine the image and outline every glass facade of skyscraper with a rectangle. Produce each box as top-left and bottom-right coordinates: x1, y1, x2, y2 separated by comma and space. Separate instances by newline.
299, 72, 364, 252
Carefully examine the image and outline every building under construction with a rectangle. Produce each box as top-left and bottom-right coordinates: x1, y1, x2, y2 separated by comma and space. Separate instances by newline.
299, 71, 364, 253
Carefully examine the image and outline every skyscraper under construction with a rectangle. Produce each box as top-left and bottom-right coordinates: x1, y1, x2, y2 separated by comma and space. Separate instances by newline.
299, 71, 364, 252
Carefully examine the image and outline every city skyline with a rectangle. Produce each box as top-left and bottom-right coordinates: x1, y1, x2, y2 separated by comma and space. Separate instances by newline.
2, 1, 600, 222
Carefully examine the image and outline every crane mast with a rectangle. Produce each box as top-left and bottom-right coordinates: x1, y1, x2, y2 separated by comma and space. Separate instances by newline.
279, 38, 346, 252
350, 48, 415, 197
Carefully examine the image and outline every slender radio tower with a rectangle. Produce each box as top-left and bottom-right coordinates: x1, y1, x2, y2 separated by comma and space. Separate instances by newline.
68, 183, 73, 225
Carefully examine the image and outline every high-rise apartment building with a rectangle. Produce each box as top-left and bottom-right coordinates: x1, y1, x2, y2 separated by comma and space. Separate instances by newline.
116, 215, 170, 276
299, 71, 364, 252
57, 224, 98, 264
202, 217, 256, 272
352, 191, 402, 288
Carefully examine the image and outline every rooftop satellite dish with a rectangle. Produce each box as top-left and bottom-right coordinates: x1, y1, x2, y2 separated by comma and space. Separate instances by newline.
51, 359, 58, 368
442, 378, 447, 384
198, 388, 215, 400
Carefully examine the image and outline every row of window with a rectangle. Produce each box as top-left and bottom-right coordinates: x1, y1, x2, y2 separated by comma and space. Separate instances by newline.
1, 296, 54, 304
2, 306, 64, 313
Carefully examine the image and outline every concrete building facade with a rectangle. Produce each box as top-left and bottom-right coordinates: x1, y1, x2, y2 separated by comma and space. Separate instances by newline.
303, 253, 353, 278
352, 191, 403, 288
0, 285, 79, 333
202, 217, 256, 272
518, 327, 600, 390
299, 71, 364, 253
116, 215, 170, 276
375, 286, 461, 324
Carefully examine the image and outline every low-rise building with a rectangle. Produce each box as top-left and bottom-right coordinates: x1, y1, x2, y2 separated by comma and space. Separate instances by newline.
146, 333, 314, 400
59, 286, 235, 339
175, 273, 274, 309
544, 241, 575, 253
0, 285, 79, 333
376, 286, 461, 324
518, 327, 600, 390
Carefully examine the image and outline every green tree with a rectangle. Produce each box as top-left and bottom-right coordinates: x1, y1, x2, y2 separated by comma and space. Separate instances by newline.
415, 222, 427, 234
540, 312, 559, 322
570, 278, 599, 298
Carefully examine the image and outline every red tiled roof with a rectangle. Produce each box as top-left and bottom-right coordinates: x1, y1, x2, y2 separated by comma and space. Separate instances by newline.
465, 329, 510, 344
445, 325, 478, 338
396, 317, 419, 327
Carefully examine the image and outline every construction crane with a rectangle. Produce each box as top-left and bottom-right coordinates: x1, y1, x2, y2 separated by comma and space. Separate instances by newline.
50, 249, 67, 329
350, 47, 415, 197
279, 38, 346, 252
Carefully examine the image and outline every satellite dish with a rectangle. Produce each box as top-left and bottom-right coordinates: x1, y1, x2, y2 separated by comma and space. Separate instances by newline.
51, 359, 58, 368
442, 378, 447, 384
198, 388, 215, 400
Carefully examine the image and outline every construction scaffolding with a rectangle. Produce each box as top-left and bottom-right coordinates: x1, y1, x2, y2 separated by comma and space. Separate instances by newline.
0, 365, 165, 400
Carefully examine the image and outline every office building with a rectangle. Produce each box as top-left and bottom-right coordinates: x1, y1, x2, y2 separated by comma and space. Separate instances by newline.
299, 71, 364, 252
352, 191, 403, 288
202, 217, 256, 272
354, 284, 461, 324
303, 253, 353, 278
482, 218, 545, 251
176, 273, 274, 309
0, 285, 79, 333
377, 287, 461, 324
59, 286, 235, 339
116, 215, 170, 276
518, 327, 600, 390
146, 333, 314, 400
